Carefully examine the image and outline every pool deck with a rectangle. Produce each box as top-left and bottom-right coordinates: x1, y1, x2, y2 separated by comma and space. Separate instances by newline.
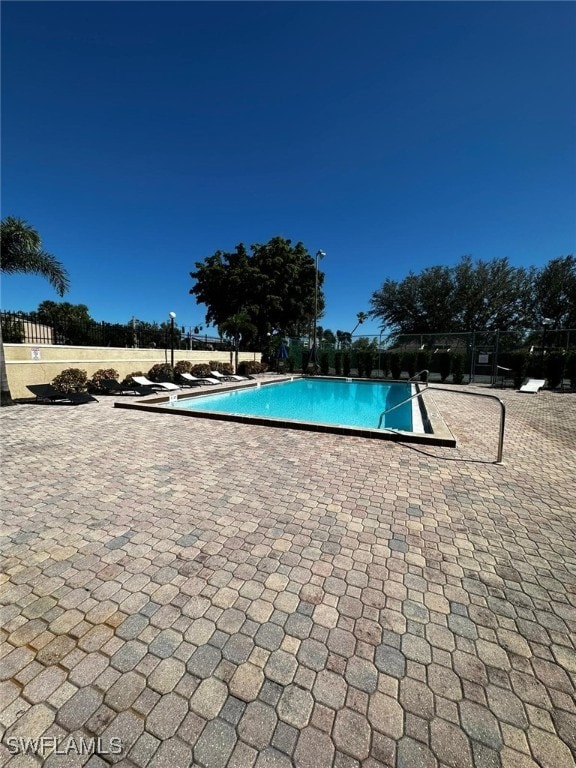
1, 381, 575, 768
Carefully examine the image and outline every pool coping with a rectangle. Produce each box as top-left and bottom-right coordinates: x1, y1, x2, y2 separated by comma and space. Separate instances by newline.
114, 376, 456, 447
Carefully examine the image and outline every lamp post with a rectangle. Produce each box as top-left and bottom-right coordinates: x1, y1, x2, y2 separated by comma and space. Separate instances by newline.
169, 312, 176, 367
313, 250, 326, 370
540, 317, 552, 376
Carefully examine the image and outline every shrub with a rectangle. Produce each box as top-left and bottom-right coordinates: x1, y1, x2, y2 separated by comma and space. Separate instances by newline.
121, 371, 144, 388
237, 360, 266, 375
416, 350, 430, 378
356, 352, 364, 378
363, 350, 375, 378
566, 353, 576, 390
191, 363, 212, 377
174, 360, 192, 375
509, 351, 529, 389
148, 363, 174, 382
545, 352, 565, 390
342, 352, 351, 377
436, 351, 452, 383
378, 352, 389, 377
320, 351, 330, 375
209, 360, 233, 374
52, 367, 88, 393
451, 354, 464, 385
288, 357, 295, 373
334, 351, 342, 376
401, 351, 417, 379
389, 353, 401, 379
88, 368, 120, 392
301, 350, 311, 372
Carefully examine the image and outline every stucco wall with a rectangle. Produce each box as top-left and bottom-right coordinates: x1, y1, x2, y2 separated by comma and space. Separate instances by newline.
4, 344, 260, 400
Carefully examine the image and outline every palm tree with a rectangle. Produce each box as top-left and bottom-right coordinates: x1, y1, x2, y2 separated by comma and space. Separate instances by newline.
351, 311, 369, 337
219, 311, 257, 373
1, 217, 70, 405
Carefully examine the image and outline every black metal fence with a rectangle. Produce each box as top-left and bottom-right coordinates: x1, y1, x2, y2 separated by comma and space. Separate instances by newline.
0, 311, 230, 351
274, 328, 576, 386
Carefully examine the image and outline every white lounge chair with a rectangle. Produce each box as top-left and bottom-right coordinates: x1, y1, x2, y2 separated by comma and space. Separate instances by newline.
179, 373, 221, 386
518, 378, 546, 393
132, 376, 180, 391
210, 370, 248, 382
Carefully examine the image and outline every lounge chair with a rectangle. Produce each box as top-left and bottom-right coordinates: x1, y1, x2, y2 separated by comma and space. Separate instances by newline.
518, 378, 546, 393
131, 376, 180, 391
99, 379, 144, 395
209, 370, 248, 382
26, 384, 98, 404
179, 373, 221, 386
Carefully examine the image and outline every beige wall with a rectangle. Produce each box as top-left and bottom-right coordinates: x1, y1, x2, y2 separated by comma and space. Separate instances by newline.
4, 344, 260, 400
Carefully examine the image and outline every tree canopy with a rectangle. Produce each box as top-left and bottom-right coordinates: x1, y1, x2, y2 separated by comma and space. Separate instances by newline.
1, 216, 70, 296
1, 217, 69, 405
369, 254, 574, 336
190, 236, 324, 346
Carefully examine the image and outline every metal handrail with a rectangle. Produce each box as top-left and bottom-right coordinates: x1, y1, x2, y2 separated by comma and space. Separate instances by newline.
408, 369, 429, 382
378, 385, 506, 464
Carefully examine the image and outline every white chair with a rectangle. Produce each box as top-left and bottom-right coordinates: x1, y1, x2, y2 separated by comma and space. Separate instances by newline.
132, 376, 180, 391
518, 378, 546, 393
179, 373, 221, 386
210, 370, 248, 382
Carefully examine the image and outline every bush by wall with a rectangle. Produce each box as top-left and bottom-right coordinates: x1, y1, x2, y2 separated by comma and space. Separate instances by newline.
342, 352, 351, 377
416, 350, 430, 377
389, 352, 401, 379
334, 351, 342, 376
379, 352, 389, 377
401, 351, 417, 379
451, 355, 464, 385
320, 351, 330, 375
435, 351, 452, 383
545, 352, 565, 390
88, 368, 120, 392
363, 350, 375, 378
566, 353, 576, 390
301, 350, 310, 372
121, 371, 144, 388
190, 363, 212, 377
174, 360, 193, 375
237, 360, 266, 375
147, 363, 174, 382
203, 361, 233, 374
508, 351, 529, 389
52, 368, 88, 393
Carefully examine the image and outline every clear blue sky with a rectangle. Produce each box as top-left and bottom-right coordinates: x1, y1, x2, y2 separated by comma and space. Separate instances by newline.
2, 1, 575, 339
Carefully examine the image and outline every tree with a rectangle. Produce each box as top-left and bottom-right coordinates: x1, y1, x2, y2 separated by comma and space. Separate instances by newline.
35, 301, 92, 326
190, 236, 324, 346
321, 329, 336, 345
32, 301, 93, 344
369, 255, 534, 338
336, 330, 352, 348
1, 217, 69, 405
533, 255, 576, 329
219, 312, 257, 372
351, 311, 369, 336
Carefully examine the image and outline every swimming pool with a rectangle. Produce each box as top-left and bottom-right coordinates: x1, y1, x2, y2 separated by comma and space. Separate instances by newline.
115, 376, 455, 445
166, 377, 420, 432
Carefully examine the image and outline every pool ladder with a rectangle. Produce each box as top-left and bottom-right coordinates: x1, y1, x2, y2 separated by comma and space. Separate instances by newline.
377, 382, 506, 464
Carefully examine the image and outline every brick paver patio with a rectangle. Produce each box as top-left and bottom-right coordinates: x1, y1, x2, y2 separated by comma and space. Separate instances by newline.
1, 383, 575, 767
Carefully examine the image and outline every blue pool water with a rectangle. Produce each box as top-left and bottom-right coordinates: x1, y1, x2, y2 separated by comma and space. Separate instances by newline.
168, 378, 415, 431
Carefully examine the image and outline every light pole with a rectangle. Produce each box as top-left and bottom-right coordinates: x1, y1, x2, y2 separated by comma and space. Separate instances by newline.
540, 317, 552, 376
169, 312, 176, 367
313, 250, 326, 370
